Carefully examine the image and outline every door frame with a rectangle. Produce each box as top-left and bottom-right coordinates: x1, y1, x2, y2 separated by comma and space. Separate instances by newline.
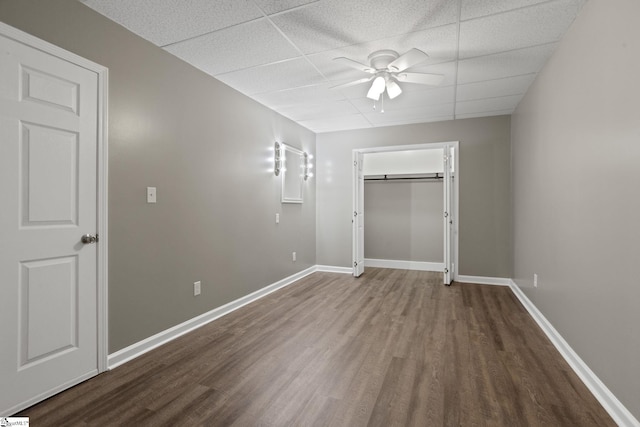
352, 142, 459, 282
352, 151, 365, 276
0, 22, 109, 372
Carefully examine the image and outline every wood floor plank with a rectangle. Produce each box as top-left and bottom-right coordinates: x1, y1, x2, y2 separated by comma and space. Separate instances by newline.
16, 269, 616, 426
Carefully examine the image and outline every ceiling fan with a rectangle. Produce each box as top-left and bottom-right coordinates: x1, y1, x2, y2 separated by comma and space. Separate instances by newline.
332, 48, 444, 101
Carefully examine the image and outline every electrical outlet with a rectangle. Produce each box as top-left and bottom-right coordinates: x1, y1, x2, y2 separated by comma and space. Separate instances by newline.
292, 252, 296, 262
194, 281, 201, 296
533, 274, 538, 288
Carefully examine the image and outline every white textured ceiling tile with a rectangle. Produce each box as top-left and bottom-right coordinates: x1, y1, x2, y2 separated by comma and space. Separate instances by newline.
307, 24, 458, 82
82, 0, 585, 131
457, 43, 557, 84
82, 0, 262, 46
365, 103, 454, 123
455, 95, 521, 115
459, 0, 585, 59
455, 109, 514, 119
270, 0, 457, 54
456, 74, 536, 101
165, 19, 300, 76
278, 100, 360, 121
253, 83, 347, 108
253, 0, 319, 15
216, 58, 324, 95
300, 114, 373, 133
371, 115, 455, 127
461, 0, 549, 20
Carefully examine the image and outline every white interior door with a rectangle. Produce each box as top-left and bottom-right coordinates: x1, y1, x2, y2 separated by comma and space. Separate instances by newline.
352, 151, 365, 277
0, 27, 102, 415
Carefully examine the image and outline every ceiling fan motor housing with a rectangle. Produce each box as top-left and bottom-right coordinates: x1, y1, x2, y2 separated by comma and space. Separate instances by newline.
367, 49, 399, 71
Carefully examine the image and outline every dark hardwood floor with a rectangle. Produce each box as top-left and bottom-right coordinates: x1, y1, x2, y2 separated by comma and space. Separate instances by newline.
18, 268, 615, 426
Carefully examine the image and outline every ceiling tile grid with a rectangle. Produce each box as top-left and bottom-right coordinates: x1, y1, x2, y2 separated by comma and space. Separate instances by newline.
458, 0, 587, 59
164, 18, 301, 76
81, 0, 264, 46
80, 0, 589, 133
268, 0, 459, 55
456, 74, 536, 101
215, 57, 325, 95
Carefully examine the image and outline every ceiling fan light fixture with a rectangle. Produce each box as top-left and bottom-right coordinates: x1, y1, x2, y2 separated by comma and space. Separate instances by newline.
366, 86, 381, 100
386, 80, 402, 99
366, 76, 386, 100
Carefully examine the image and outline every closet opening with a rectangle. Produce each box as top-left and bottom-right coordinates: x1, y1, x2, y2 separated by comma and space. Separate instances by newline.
352, 142, 458, 285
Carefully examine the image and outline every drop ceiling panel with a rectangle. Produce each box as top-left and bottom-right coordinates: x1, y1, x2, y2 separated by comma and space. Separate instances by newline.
216, 58, 324, 95
457, 43, 557, 84
269, 0, 458, 54
455, 95, 521, 115
164, 19, 300, 76
456, 109, 513, 120
253, 0, 320, 15
80, 0, 588, 133
456, 74, 536, 101
364, 103, 455, 125
299, 114, 373, 133
278, 100, 360, 121
82, 0, 263, 46
459, 0, 585, 59
372, 115, 456, 128
253, 82, 347, 109
461, 0, 552, 20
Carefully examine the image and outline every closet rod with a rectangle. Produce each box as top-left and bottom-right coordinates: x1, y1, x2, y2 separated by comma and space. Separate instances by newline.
364, 173, 443, 182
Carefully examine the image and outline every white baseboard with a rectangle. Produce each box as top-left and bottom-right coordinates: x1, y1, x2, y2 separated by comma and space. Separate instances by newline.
365, 258, 444, 272
455, 275, 511, 286
509, 280, 639, 427
106, 265, 638, 427
107, 266, 316, 370
315, 265, 352, 274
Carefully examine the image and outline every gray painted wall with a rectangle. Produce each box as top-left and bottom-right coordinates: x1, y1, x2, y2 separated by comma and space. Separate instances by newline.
316, 116, 511, 277
0, 0, 316, 353
511, 0, 640, 419
364, 181, 443, 262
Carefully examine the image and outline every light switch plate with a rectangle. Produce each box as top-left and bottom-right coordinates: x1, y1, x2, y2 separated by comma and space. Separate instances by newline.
147, 187, 156, 203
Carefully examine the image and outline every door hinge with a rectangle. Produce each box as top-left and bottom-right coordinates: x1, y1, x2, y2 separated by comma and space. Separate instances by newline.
444, 267, 449, 274
354, 261, 358, 267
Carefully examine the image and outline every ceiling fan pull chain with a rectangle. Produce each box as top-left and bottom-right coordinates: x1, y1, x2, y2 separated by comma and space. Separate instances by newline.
381, 93, 385, 113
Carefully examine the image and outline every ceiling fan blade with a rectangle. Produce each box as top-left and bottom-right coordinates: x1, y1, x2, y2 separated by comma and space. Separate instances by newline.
333, 57, 374, 74
330, 76, 374, 89
396, 72, 444, 86
388, 48, 429, 72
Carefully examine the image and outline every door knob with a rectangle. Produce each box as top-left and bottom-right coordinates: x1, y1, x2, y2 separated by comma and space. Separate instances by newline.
81, 234, 98, 244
